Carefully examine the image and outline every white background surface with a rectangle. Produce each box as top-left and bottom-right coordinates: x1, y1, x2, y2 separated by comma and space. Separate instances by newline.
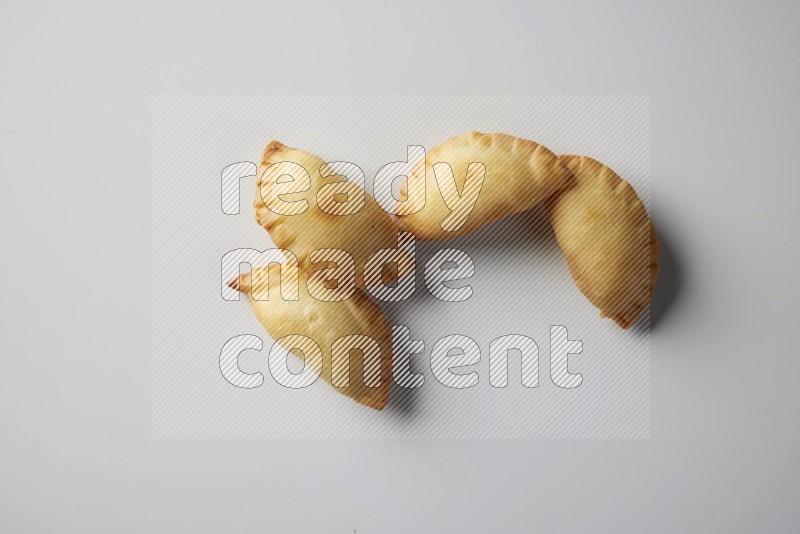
2, 1, 799, 532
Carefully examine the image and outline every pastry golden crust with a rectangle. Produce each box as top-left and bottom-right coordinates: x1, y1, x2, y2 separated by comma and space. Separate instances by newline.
546, 155, 659, 329
254, 141, 412, 288
395, 132, 574, 240
229, 267, 392, 410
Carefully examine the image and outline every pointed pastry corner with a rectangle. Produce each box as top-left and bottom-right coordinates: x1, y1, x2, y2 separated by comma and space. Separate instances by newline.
227, 272, 251, 295
261, 139, 287, 165
611, 314, 634, 329
357, 390, 390, 411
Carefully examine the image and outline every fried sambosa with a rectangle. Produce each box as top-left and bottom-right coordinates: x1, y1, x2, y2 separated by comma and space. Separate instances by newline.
395, 132, 574, 240
255, 141, 412, 288
229, 267, 392, 410
546, 155, 659, 329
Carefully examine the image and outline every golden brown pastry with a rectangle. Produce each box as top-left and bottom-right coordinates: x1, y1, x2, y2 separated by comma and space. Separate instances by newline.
255, 141, 413, 288
229, 266, 392, 410
395, 132, 574, 240
546, 155, 659, 328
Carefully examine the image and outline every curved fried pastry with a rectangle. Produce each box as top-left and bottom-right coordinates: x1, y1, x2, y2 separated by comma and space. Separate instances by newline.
395, 132, 574, 240
229, 267, 392, 410
546, 155, 659, 329
255, 141, 412, 288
